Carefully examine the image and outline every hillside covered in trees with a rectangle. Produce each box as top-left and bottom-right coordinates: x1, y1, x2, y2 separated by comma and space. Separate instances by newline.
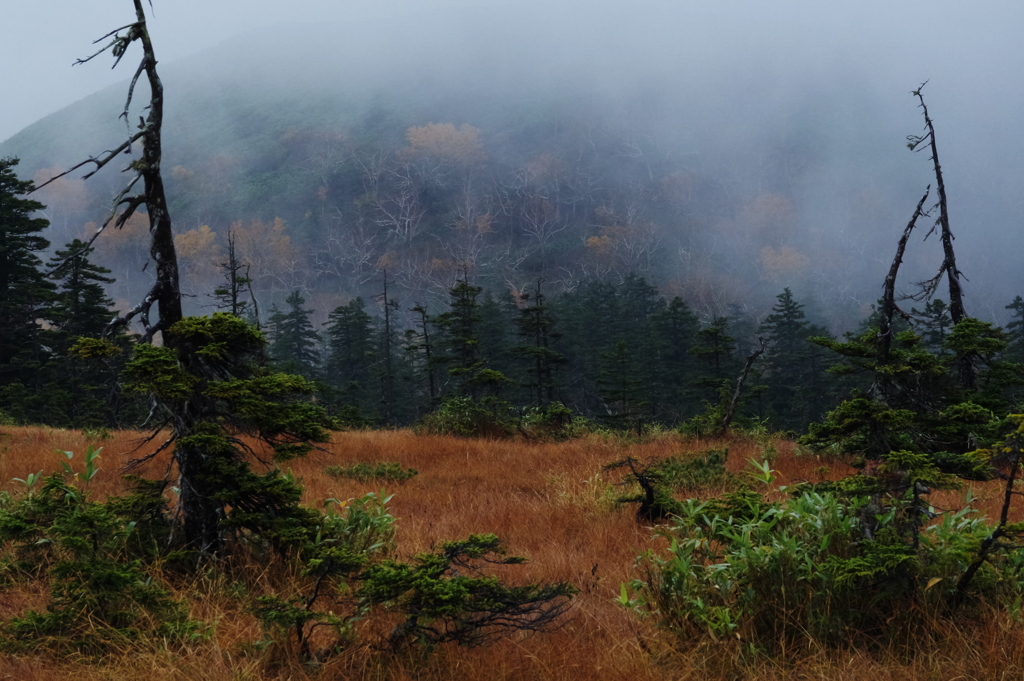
3, 10, 1023, 333
6, 141, 1024, 433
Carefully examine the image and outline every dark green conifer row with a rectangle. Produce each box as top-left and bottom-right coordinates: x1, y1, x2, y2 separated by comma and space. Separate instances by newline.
4, 156, 1024, 433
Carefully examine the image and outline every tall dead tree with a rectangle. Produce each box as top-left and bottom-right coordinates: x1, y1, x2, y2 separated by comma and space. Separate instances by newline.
409, 303, 438, 400
378, 270, 398, 423
909, 85, 965, 323
908, 83, 974, 388
37, 2, 333, 558
212, 227, 257, 320
41, 2, 210, 551
719, 337, 766, 434
40, 0, 181, 343
853, 188, 931, 463
876, 188, 930, 386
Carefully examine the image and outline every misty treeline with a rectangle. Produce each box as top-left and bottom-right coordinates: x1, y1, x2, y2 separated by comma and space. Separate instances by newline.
5, 155, 1024, 433
100, 277, 1024, 433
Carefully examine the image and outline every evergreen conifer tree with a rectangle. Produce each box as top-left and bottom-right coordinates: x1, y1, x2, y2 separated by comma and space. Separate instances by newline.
726, 303, 760, 359
618, 274, 663, 336
47, 239, 116, 339
758, 288, 814, 430
45, 240, 137, 427
550, 280, 615, 413
0, 158, 57, 422
1004, 296, 1024, 364
648, 296, 700, 422
211, 228, 255, 319
510, 281, 566, 406
552, 279, 654, 416
477, 291, 516, 384
38, 1, 336, 556
913, 299, 953, 356
322, 297, 377, 418
618, 275, 668, 420
435, 279, 484, 396
597, 339, 647, 432
268, 291, 320, 378
690, 316, 738, 401
407, 303, 439, 402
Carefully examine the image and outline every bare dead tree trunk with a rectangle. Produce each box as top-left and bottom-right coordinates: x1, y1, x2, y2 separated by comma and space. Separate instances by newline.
129, 0, 182, 341
214, 227, 256, 321
910, 84, 974, 389
912, 86, 965, 324
858, 187, 932, 464
379, 270, 397, 423
955, 434, 1022, 600
39, 0, 181, 343
41, 2, 234, 554
720, 337, 766, 434
410, 304, 437, 401
877, 187, 930, 390
222, 230, 243, 316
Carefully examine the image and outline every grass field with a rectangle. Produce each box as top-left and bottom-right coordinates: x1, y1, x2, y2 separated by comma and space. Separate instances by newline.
0, 426, 1021, 680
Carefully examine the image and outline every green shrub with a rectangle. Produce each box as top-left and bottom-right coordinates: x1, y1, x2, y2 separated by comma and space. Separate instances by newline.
605, 449, 733, 521
325, 461, 418, 483
604, 456, 686, 521
415, 399, 592, 441
414, 397, 516, 438
622, 485, 1024, 653
250, 490, 396, 659
678, 405, 727, 438
358, 533, 576, 651
520, 402, 593, 440
329, 403, 375, 430
316, 490, 397, 559
251, 497, 576, 659
81, 426, 113, 441
656, 448, 732, 490
0, 457, 197, 653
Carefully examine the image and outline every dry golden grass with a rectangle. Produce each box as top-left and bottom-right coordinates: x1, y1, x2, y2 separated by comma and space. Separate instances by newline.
0, 425, 1021, 680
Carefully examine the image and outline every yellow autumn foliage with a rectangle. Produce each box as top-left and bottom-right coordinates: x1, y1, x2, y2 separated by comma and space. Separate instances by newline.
406, 123, 484, 163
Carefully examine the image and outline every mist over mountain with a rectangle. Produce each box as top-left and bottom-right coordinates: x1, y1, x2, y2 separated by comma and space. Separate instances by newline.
3, 2, 1022, 331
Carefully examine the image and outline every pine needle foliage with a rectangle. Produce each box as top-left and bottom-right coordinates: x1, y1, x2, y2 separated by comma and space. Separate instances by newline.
0, 459, 196, 654
605, 448, 734, 521
250, 490, 397, 659
358, 533, 576, 651
414, 396, 517, 438
121, 312, 333, 554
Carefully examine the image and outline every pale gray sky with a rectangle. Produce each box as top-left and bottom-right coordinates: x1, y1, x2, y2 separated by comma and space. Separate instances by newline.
0, 0, 495, 142
3, 1, 1023, 149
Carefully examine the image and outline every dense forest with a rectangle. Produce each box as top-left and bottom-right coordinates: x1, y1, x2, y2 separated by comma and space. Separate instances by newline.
4, 165, 1024, 435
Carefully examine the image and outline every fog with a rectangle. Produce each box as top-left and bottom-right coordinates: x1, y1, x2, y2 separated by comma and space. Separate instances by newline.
0, 0, 487, 142
2, 0, 1023, 331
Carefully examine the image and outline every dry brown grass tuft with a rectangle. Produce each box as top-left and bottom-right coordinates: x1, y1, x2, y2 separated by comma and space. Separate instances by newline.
0, 425, 1021, 680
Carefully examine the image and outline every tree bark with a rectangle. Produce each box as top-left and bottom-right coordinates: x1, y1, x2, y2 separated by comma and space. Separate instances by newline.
720, 337, 766, 434
913, 88, 965, 325
913, 85, 974, 389
131, 0, 182, 341
876, 187, 929, 393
